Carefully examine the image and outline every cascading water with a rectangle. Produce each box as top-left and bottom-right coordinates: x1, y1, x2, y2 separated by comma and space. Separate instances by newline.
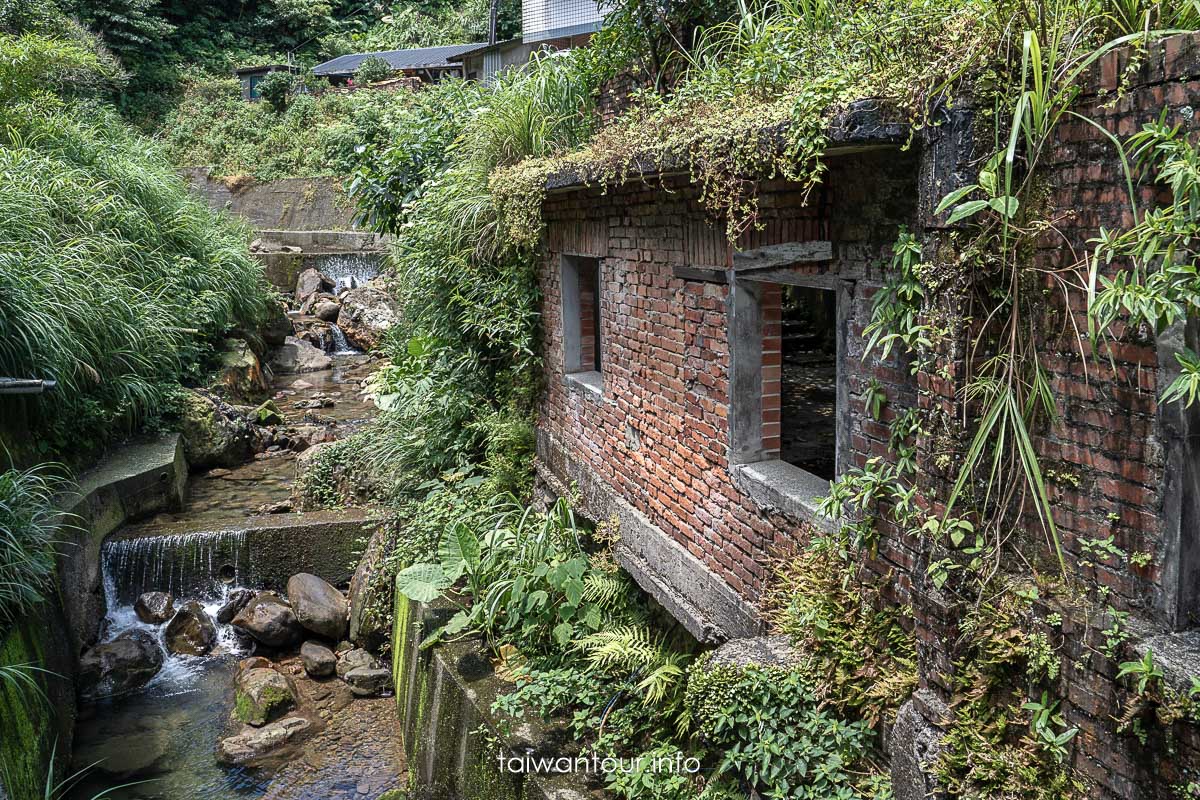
102, 529, 249, 608
320, 253, 380, 292
327, 324, 358, 355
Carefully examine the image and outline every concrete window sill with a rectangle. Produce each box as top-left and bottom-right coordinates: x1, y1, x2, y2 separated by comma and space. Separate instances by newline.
732, 459, 837, 534
564, 370, 603, 398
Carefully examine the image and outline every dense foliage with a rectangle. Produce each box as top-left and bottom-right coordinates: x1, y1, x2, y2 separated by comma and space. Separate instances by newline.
0, 16, 272, 461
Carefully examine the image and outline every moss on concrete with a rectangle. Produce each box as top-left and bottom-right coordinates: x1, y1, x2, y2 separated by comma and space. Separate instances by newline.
0, 611, 67, 800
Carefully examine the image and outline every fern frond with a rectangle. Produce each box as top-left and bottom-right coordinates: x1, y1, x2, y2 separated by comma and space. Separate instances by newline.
583, 571, 628, 606
577, 625, 664, 671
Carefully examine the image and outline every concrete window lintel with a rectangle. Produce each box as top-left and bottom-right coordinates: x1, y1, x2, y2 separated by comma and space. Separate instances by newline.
732, 459, 838, 534
564, 370, 603, 398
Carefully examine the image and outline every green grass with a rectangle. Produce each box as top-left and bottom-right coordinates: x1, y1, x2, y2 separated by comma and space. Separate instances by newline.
0, 90, 272, 459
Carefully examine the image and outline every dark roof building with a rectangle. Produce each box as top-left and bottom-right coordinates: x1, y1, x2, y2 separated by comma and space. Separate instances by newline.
233, 64, 300, 101
312, 44, 485, 82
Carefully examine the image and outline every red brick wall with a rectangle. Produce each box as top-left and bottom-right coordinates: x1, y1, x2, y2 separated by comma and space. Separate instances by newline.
539, 151, 919, 602
537, 33, 1200, 799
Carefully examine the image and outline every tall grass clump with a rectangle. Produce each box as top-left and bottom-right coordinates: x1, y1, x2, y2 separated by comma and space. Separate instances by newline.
0, 79, 272, 458
0, 463, 64, 631
352, 53, 596, 501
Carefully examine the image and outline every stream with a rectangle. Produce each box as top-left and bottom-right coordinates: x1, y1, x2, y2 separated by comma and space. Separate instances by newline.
67, 350, 402, 800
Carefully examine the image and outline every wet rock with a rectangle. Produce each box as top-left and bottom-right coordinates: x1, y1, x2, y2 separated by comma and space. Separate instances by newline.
262, 299, 294, 348
338, 279, 399, 351
215, 338, 271, 401
165, 601, 217, 656
234, 666, 296, 726
254, 399, 284, 426
287, 573, 348, 640
238, 656, 274, 673
231, 592, 303, 648
296, 268, 334, 305
216, 716, 312, 765
270, 336, 333, 374
301, 641, 337, 678
335, 641, 353, 653
134, 591, 174, 625
255, 499, 294, 515
314, 299, 341, 323
79, 629, 164, 697
217, 588, 255, 624
292, 379, 314, 390
336, 648, 379, 680
343, 667, 392, 697
177, 389, 257, 469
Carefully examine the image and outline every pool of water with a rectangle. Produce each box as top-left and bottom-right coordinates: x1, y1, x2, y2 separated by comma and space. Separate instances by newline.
69, 353, 386, 799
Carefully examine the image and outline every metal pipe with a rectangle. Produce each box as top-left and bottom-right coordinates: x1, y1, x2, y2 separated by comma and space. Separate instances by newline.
0, 378, 57, 395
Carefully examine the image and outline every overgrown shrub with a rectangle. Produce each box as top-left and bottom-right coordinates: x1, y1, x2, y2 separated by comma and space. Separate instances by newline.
354, 55, 392, 85
0, 33, 272, 460
257, 69, 294, 112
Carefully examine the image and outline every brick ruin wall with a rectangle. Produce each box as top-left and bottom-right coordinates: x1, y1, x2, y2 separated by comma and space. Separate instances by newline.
537, 33, 1200, 799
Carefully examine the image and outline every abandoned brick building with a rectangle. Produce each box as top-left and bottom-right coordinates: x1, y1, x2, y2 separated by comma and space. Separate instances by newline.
532, 33, 1200, 799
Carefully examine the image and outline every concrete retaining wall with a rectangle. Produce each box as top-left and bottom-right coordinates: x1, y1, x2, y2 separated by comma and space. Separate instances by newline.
392, 596, 603, 800
180, 167, 357, 231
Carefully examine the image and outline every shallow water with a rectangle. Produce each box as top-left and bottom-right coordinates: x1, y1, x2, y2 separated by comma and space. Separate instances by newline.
69, 354, 384, 799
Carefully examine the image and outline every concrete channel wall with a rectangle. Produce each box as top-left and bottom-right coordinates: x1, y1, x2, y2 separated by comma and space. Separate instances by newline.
180, 167, 357, 230
0, 434, 187, 800
392, 596, 603, 800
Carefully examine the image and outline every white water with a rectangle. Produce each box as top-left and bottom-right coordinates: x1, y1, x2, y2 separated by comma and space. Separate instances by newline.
321, 253, 380, 292
327, 324, 358, 355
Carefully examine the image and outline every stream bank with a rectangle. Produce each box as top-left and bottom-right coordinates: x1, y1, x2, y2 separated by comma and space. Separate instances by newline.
56, 258, 404, 800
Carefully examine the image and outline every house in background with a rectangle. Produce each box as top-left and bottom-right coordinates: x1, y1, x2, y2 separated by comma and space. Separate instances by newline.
312, 43, 485, 86
451, 0, 605, 83
235, 64, 300, 101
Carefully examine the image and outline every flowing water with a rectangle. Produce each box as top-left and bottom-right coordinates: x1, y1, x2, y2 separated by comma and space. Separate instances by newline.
68, 354, 383, 800
320, 253, 380, 292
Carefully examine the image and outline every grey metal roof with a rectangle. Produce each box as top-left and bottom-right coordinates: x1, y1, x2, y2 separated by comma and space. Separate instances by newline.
313, 44, 486, 76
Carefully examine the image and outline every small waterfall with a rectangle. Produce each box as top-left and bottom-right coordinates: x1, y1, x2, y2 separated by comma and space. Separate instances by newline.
102, 529, 249, 609
321, 253, 380, 292
328, 324, 360, 355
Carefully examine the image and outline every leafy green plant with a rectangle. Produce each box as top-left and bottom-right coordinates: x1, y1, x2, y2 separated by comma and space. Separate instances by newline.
0, 464, 67, 629
1117, 649, 1164, 694
395, 497, 620, 654
355, 55, 393, 85
1022, 692, 1079, 764
685, 661, 885, 799
257, 69, 295, 112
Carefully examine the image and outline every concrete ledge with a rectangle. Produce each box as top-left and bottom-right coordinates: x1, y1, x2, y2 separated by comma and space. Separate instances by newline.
537, 430, 763, 642
732, 460, 837, 535
110, 509, 379, 597
57, 434, 188, 654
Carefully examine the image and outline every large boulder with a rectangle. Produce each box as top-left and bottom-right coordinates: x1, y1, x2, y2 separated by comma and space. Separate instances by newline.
336, 648, 378, 680
214, 338, 271, 401
313, 298, 341, 323
300, 641, 337, 678
134, 591, 174, 625
231, 592, 303, 648
287, 573, 348, 640
164, 601, 217, 656
338, 279, 399, 351
270, 336, 333, 374
216, 716, 312, 765
177, 389, 257, 470
234, 666, 296, 726
343, 667, 392, 697
217, 588, 255, 624
78, 630, 164, 697
261, 299, 294, 348
296, 268, 334, 305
